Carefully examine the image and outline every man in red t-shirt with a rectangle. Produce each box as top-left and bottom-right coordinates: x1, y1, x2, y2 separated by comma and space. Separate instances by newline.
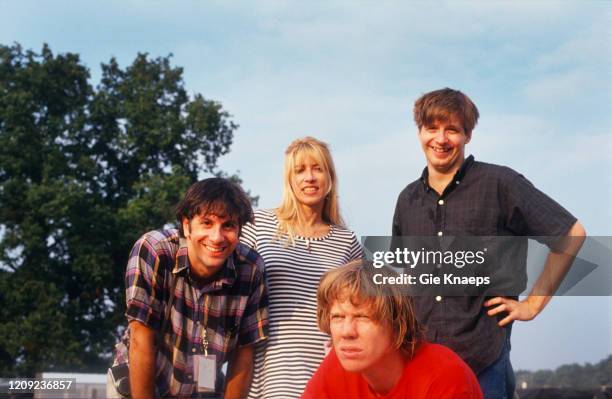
302, 260, 482, 399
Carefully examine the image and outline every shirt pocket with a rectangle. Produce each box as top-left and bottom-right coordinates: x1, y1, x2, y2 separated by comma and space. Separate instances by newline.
453, 204, 500, 235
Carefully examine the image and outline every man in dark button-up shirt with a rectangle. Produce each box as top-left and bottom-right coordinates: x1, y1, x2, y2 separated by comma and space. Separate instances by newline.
392, 88, 586, 399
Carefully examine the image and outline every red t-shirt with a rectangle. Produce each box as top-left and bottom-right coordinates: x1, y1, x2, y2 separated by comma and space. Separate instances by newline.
301, 342, 483, 399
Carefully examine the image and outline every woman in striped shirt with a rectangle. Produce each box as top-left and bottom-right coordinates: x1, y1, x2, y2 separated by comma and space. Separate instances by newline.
241, 136, 363, 398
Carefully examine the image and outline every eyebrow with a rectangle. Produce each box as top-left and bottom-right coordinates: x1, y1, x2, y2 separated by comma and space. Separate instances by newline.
295, 161, 320, 167
424, 122, 462, 131
197, 213, 238, 222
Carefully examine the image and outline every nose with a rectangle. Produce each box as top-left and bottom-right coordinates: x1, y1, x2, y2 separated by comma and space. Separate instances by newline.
434, 129, 448, 143
340, 318, 358, 338
304, 168, 316, 182
209, 225, 224, 243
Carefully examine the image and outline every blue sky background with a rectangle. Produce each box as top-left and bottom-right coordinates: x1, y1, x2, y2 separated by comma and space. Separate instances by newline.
2, 1, 610, 371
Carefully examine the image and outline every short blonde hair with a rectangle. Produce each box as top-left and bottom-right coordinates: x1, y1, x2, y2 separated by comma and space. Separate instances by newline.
317, 260, 423, 358
276, 137, 344, 244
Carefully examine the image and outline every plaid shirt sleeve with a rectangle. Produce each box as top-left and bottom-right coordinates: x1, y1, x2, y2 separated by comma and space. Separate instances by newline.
124, 232, 168, 331
237, 253, 269, 347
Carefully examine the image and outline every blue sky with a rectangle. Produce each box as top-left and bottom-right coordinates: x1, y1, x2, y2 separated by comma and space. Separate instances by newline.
2, 1, 610, 371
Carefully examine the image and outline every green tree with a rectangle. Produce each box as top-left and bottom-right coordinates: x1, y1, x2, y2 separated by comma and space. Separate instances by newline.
0, 43, 251, 375
515, 355, 612, 389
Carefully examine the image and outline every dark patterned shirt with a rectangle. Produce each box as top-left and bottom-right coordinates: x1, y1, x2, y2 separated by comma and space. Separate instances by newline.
392, 155, 576, 373
113, 229, 269, 397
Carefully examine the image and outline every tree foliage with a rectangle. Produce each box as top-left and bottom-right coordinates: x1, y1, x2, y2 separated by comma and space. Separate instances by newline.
0, 43, 248, 375
515, 355, 612, 388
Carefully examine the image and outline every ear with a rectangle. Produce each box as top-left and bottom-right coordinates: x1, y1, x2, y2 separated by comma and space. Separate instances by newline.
182, 218, 191, 238
465, 131, 472, 144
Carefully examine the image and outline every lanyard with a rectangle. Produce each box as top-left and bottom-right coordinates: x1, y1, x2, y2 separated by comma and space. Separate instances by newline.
202, 294, 210, 356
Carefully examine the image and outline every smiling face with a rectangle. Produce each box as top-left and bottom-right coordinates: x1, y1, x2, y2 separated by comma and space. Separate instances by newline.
418, 114, 471, 175
330, 299, 398, 376
290, 154, 331, 209
182, 213, 239, 280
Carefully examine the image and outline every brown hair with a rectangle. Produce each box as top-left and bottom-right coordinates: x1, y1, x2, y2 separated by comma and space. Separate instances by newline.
317, 259, 423, 358
413, 88, 480, 134
276, 137, 344, 245
175, 178, 253, 237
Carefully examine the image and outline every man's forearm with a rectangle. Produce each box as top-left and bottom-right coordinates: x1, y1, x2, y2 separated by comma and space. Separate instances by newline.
527, 221, 587, 314
485, 221, 586, 325
225, 345, 254, 399
129, 321, 157, 399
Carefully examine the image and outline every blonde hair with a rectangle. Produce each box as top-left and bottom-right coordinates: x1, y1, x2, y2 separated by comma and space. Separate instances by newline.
317, 260, 423, 358
276, 137, 345, 244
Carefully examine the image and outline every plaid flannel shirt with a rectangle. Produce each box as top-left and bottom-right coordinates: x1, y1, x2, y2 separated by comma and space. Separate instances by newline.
113, 229, 269, 397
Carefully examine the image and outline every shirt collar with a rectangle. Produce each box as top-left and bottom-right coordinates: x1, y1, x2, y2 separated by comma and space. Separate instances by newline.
173, 237, 190, 274
173, 237, 237, 288
420, 154, 475, 193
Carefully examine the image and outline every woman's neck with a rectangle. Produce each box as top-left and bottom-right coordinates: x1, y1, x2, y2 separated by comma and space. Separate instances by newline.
299, 204, 324, 226
295, 204, 329, 237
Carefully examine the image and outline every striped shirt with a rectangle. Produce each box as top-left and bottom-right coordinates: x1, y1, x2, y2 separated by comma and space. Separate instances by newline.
240, 209, 363, 398
113, 228, 268, 398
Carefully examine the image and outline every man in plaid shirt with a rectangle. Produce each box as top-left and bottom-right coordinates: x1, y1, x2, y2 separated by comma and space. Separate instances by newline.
392, 88, 586, 399
111, 178, 269, 398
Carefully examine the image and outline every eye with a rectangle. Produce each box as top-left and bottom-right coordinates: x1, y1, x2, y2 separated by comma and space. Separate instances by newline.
200, 218, 213, 227
223, 221, 238, 230
330, 314, 344, 321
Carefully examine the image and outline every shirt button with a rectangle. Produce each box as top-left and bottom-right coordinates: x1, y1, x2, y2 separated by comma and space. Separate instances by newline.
187, 374, 193, 380
438, 199, 444, 205
437, 231, 443, 236
455, 180, 460, 185
435, 296, 442, 302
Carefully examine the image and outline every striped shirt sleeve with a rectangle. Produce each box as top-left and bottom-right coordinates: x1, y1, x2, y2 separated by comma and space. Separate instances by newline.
348, 231, 365, 261
240, 219, 258, 250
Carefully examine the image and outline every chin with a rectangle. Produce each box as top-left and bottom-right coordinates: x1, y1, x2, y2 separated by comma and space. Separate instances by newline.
346, 365, 370, 374
431, 157, 458, 170
338, 359, 368, 374
197, 256, 225, 271
339, 363, 361, 373
299, 199, 325, 207
207, 258, 227, 268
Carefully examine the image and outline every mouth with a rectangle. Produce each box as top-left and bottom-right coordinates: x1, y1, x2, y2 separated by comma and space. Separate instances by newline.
302, 186, 319, 194
429, 145, 453, 157
339, 347, 363, 359
430, 145, 451, 153
204, 244, 227, 254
